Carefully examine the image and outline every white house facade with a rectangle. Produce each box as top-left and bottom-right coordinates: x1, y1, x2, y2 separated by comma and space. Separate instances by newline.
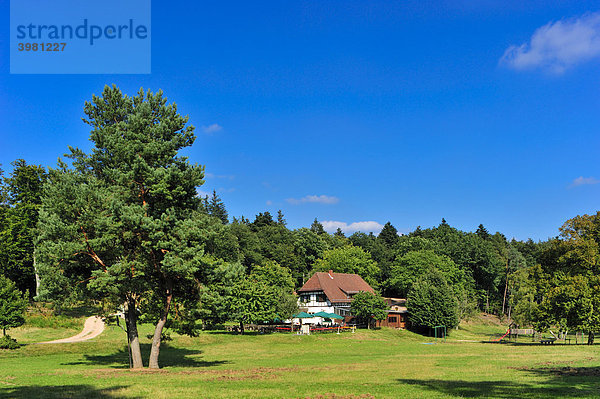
296, 270, 375, 324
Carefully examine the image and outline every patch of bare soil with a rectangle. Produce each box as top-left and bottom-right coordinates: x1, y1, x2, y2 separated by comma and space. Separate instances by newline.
37, 316, 104, 344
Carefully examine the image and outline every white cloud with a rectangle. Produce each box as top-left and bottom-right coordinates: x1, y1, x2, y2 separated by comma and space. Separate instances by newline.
287, 195, 340, 205
500, 13, 600, 74
321, 220, 384, 235
196, 187, 235, 197
571, 176, 600, 187
196, 189, 211, 197
266, 200, 273, 206
205, 172, 234, 180
202, 123, 223, 134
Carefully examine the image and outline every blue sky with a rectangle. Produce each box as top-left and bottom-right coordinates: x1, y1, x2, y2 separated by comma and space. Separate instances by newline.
1, 1, 600, 240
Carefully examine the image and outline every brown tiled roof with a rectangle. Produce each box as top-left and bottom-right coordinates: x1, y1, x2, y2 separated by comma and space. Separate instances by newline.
297, 271, 374, 303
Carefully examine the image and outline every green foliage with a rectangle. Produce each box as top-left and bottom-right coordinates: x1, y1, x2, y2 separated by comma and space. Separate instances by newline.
0, 276, 28, 336
36, 85, 212, 367
313, 245, 380, 288
407, 270, 459, 331
310, 218, 325, 235
377, 222, 399, 248
530, 212, 600, 340
0, 334, 19, 349
409, 222, 506, 310
0, 160, 47, 296
292, 227, 329, 286
229, 277, 280, 326
386, 250, 469, 298
535, 274, 600, 335
351, 291, 388, 328
203, 190, 228, 224
250, 261, 294, 294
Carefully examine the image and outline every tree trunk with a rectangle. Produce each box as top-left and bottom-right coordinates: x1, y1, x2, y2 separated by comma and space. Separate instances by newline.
149, 280, 173, 369
33, 254, 40, 298
125, 297, 144, 369
239, 321, 244, 335
502, 261, 509, 315
588, 332, 594, 345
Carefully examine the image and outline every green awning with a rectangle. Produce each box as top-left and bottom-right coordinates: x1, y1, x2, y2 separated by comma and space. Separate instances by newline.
312, 311, 344, 320
293, 312, 313, 318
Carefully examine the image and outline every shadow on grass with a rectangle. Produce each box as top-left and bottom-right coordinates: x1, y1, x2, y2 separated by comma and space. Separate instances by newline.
206, 330, 272, 336
488, 341, 597, 347
63, 343, 230, 368
397, 366, 600, 398
0, 384, 137, 399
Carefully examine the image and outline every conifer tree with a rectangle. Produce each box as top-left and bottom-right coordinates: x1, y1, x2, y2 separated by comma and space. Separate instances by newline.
310, 218, 325, 235
277, 210, 286, 226
207, 190, 228, 224
37, 85, 208, 369
378, 221, 399, 248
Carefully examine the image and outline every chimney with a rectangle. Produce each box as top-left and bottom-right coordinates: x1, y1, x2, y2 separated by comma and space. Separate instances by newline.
328, 270, 334, 279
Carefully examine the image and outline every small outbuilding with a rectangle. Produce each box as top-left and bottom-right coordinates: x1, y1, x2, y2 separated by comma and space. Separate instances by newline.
376, 298, 408, 329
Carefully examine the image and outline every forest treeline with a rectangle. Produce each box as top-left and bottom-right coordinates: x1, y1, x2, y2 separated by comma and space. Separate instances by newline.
2, 155, 598, 337
1, 86, 599, 368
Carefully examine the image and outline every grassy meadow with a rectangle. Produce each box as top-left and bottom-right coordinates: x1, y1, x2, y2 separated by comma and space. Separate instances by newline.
1, 312, 600, 398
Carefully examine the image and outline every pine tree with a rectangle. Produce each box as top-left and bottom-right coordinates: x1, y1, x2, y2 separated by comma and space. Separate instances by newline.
277, 210, 286, 226
310, 218, 325, 235
207, 190, 228, 224
1, 160, 47, 296
0, 275, 28, 338
476, 224, 490, 240
252, 212, 275, 228
37, 86, 208, 369
378, 222, 399, 248
334, 228, 345, 238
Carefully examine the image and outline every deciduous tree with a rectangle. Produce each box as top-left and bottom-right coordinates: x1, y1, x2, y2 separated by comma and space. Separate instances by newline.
350, 291, 388, 329
407, 270, 459, 331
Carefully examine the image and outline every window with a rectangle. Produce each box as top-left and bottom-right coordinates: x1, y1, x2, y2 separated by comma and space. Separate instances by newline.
316, 294, 327, 303
388, 317, 397, 323
300, 295, 310, 303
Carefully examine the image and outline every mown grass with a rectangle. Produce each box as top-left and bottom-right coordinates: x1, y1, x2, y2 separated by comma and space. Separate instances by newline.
1, 314, 600, 398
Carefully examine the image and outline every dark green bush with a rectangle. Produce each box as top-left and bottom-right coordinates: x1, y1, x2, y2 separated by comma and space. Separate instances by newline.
0, 335, 20, 350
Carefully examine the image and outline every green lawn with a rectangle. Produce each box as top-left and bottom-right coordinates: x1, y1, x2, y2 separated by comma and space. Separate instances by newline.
1, 316, 600, 398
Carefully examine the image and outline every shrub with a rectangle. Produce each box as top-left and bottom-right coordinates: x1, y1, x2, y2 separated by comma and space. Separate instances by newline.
0, 335, 19, 350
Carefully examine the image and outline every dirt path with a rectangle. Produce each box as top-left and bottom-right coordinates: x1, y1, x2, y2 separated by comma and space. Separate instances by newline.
38, 316, 105, 344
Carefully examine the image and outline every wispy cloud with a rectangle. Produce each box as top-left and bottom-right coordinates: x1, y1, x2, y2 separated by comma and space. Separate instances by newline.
321, 220, 384, 235
202, 123, 223, 134
266, 200, 273, 206
196, 187, 235, 197
500, 13, 600, 74
570, 176, 600, 187
205, 172, 235, 180
286, 195, 340, 205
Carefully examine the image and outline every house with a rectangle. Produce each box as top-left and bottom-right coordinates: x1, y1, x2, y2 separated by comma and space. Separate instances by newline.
297, 270, 374, 322
376, 298, 408, 329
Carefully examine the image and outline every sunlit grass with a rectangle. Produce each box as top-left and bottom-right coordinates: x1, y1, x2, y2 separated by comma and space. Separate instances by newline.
2, 313, 600, 398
